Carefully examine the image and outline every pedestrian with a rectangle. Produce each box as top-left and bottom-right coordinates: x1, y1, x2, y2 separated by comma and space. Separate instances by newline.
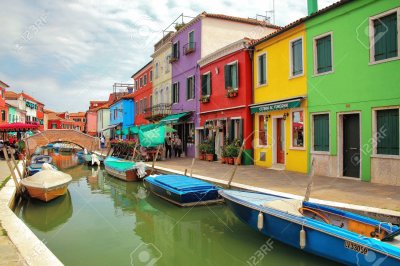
165, 133, 172, 159
100, 135, 105, 149
174, 135, 182, 158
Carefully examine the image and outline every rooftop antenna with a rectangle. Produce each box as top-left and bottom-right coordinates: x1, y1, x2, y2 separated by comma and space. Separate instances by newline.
266, 0, 275, 24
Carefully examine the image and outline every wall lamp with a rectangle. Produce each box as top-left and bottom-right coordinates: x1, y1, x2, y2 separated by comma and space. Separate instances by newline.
282, 112, 289, 120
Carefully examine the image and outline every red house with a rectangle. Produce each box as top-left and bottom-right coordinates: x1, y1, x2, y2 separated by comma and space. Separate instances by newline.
47, 111, 79, 130
132, 61, 153, 126
0, 80, 9, 125
198, 38, 253, 164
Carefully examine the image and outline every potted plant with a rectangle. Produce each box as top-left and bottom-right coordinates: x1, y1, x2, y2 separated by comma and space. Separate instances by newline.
17, 140, 26, 160
205, 142, 215, 162
225, 88, 238, 98
198, 143, 207, 160
200, 95, 210, 103
220, 146, 227, 164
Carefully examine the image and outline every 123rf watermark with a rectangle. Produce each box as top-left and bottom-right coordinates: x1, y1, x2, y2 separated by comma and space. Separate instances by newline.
130, 242, 162, 266
246, 238, 274, 266
14, 11, 48, 52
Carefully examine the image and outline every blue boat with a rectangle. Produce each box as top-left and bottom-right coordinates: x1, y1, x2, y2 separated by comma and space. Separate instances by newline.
28, 155, 58, 175
219, 190, 400, 265
145, 175, 223, 207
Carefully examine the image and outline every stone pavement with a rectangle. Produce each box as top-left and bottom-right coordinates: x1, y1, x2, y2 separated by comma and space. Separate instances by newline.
0, 160, 25, 266
154, 157, 400, 212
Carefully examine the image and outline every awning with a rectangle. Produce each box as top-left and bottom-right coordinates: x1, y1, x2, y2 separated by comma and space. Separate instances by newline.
102, 123, 121, 131
250, 97, 304, 114
0, 123, 39, 132
160, 112, 192, 124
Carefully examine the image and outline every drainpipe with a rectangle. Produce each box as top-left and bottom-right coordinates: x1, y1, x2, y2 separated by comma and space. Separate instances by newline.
307, 0, 318, 15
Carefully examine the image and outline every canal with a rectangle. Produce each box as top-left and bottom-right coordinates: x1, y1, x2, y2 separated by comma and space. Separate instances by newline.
14, 152, 339, 266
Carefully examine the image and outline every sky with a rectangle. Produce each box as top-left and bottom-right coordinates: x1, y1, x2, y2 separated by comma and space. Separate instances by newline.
0, 0, 336, 112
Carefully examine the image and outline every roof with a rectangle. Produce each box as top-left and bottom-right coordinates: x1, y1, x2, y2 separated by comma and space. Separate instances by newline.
131, 60, 153, 79
5, 91, 18, 100
69, 112, 86, 117
43, 109, 55, 114
0, 80, 9, 88
250, 0, 352, 47
20, 92, 44, 105
47, 113, 62, 121
121, 93, 135, 100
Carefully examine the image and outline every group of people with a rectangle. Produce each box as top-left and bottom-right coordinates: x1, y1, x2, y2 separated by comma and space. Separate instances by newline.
164, 133, 182, 159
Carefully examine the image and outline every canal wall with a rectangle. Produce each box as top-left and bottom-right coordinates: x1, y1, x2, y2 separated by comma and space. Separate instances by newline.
0, 161, 63, 266
151, 164, 400, 225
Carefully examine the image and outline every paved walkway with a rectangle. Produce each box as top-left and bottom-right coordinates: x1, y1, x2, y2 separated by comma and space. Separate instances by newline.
0, 160, 25, 266
154, 157, 400, 212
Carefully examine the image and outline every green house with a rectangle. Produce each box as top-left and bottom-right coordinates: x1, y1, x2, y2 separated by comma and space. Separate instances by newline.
306, 0, 400, 185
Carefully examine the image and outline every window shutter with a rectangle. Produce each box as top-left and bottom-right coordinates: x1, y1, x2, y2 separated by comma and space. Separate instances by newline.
374, 13, 398, 61
292, 39, 303, 76
234, 62, 239, 89
238, 119, 243, 141
208, 73, 212, 95
229, 119, 235, 143
224, 65, 229, 88
377, 109, 399, 155
186, 78, 189, 100
177, 82, 180, 102
177, 41, 180, 58
313, 114, 329, 151
258, 55, 264, 84
201, 75, 207, 96
316, 35, 332, 73
192, 75, 195, 99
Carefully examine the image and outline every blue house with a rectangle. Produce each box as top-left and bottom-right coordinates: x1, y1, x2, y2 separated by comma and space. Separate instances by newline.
109, 95, 135, 139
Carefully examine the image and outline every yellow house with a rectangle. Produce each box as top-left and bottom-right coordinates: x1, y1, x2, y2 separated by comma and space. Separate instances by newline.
251, 22, 308, 173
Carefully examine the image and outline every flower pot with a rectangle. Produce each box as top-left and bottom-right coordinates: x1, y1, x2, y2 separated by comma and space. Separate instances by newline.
228, 157, 234, 165
233, 157, 241, 165
220, 157, 226, 164
206, 153, 214, 162
199, 153, 205, 160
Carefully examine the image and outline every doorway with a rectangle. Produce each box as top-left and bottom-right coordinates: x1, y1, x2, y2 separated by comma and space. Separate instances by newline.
342, 114, 360, 178
275, 118, 285, 164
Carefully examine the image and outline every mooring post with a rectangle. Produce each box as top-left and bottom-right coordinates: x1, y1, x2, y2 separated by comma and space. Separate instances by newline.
2, 147, 22, 195
151, 145, 161, 175
189, 158, 195, 177
227, 140, 246, 188
9, 149, 23, 180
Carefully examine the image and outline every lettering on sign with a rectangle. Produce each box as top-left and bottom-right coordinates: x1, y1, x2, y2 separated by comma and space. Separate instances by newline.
344, 241, 368, 255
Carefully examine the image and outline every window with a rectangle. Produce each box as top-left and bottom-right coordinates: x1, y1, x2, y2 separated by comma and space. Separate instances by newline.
149, 95, 152, 109
172, 41, 180, 59
135, 102, 138, 116
224, 62, 238, 89
290, 38, 303, 77
371, 11, 398, 62
292, 111, 304, 148
314, 33, 333, 74
155, 63, 159, 78
228, 119, 243, 142
144, 74, 147, 85
186, 76, 195, 100
165, 55, 170, 73
140, 77, 143, 87
258, 115, 268, 146
313, 114, 329, 152
257, 53, 267, 85
1, 110, 5, 121
376, 108, 399, 155
201, 73, 211, 96
52, 123, 57, 129
143, 98, 147, 114
172, 82, 179, 103
150, 70, 153, 82
135, 80, 138, 90
188, 31, 195, 49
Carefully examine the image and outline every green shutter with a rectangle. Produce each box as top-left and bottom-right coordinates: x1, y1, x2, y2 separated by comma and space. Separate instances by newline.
377, 109, 399, 155
229, 120, 235, 143
316, 35, 332, 73
231, 63, 238, 88
259, 54, 266, 84
374, 13, 398, 61
186, 78, 190, 100
224, 65, 230, 88
292, 39, 303, 76
201, 75, 207, 96
313, 114, 329, 152
238, 119, 243, 141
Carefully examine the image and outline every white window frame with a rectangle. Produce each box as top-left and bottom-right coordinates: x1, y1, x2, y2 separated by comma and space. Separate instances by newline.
188, 30, 194, 46
369, 7, 400, 65
313, 32, 334, 76
371, 106, 400, 158
202, 71, 211, 96
310, 112, 331, 154
226, 60, 239, 90
290, 108, 306, 150
256, 52, 267, 87
289, 36, 304, 79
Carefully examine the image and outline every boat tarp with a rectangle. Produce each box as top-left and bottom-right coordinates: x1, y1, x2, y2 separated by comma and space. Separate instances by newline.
153, 175, 217, 192
104, 157, 136, 172
139, 126, 165, 147
21, 170, 72, 189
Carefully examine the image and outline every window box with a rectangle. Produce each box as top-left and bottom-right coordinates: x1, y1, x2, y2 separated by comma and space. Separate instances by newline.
200, 95, 210, 103
225, 88, 238, 98
169, 56, 178, 63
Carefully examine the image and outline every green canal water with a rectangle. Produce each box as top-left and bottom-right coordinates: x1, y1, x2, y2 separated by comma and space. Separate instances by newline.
13, 154, 339, 266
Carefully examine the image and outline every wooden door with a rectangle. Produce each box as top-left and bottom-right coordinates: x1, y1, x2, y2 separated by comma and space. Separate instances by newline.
343, 114, 360, 178
277, 118, 285, 164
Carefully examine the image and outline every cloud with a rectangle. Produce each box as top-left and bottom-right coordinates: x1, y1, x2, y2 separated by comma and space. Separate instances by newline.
0, 0, 336, 112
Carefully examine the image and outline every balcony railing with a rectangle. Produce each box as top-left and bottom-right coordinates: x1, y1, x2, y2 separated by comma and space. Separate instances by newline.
183, 42, 196, 55
144, 103, 172, 121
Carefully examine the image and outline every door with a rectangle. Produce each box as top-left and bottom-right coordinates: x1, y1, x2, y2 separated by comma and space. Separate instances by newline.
343, 114, 360, 178
276, 118, 285, 164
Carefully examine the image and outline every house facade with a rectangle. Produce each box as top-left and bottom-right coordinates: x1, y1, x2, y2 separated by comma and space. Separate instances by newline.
132, 61, 152, 126
150, 32, 174, 122
70, 112, 86, 132
306, 0, 400, 184
109, 95, 135, 139
170, 12, 279, 157
198, 38, 254, 164
6, 102, 26, 124
5, 91, 44, 127
0, 81, 9, 124
251, 22, 308, 173
47, 112, 79, 130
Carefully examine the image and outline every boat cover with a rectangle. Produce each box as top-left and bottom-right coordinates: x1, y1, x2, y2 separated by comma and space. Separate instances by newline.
21, 170, 72, 189
152, 175, 217, 192
104, 157, 136, 172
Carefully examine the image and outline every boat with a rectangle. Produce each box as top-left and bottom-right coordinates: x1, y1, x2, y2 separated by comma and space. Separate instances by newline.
104, 156, 149, 182
83, 154, 104, 166
145, 175, 223, 207
21, 169, 72, 202
28, 155, 57, 175
219, 190, 400, 266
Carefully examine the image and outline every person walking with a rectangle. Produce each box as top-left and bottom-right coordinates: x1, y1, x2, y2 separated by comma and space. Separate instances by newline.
100, 135, 105, 149
174, 135, 182, 158
165, 133, 172, 159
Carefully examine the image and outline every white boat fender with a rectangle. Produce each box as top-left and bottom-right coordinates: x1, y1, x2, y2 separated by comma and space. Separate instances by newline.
257, 212, 263, 231
300, 227, 306, 249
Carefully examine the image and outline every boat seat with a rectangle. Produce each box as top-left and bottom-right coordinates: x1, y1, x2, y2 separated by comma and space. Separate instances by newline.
261, 199, 303, 217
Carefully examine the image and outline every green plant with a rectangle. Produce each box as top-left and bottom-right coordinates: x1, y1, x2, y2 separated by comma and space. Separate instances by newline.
225, 144, 239, 157
198, 143, 207, 154
221, 146, 228, 157
205, 143, 214, 154
17, 140, 25, 152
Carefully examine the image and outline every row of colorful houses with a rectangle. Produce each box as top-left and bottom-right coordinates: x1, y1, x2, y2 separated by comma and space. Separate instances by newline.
89, 0, 399, 186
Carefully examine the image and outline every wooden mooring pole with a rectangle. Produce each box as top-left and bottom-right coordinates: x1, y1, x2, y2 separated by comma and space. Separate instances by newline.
227, 140, 246, 188
2, 147, 22, 195
151, 145, 161, 175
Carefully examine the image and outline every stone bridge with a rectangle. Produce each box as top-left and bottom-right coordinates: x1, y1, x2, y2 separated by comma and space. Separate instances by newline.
25, 129, 100, 156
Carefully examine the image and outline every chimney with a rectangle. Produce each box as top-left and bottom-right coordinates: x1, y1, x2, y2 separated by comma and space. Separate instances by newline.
307, 0, 318, 15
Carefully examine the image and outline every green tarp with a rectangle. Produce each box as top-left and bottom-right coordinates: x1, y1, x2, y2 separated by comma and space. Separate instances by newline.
116, 130, 121, 135
139, 125, 165, 147
159, 112, 191, 124
122, 128, 129, 136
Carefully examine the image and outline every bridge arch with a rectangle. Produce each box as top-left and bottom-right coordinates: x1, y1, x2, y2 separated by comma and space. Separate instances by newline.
25, 130, 100, 155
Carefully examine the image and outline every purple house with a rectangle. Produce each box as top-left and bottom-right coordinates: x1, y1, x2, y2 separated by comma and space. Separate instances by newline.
165, 12, 278, 157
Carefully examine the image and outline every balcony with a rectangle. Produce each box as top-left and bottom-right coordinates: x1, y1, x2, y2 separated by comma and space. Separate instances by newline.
169, 55, 179, 63
183, 42, 196, 55
144, 103, 173, 122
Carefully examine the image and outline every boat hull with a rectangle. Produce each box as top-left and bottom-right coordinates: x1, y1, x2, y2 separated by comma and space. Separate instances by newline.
105, 165, 150, 182
24, 185, 69, 202
145, 177, 223, 207
221, 191, 400, 266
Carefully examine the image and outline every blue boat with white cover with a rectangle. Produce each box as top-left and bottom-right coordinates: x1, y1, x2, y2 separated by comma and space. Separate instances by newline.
145, 175, 223, 207
219, 190, 400, 265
